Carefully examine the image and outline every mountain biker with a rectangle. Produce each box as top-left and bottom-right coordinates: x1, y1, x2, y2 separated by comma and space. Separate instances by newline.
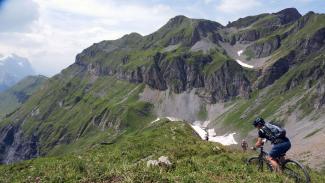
252, 117, 291, 172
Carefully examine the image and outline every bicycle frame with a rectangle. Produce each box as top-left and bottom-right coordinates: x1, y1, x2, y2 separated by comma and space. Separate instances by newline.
247, 145, 311, 183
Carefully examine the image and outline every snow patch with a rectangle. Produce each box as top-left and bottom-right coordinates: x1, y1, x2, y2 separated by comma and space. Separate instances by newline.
208, 128, 237, 145
151, 116, 183, 124
235, 59, 254, 69
151, 116, 237, 146
191, 121, 237, 146
151, 118, 160, 124
237, 50, 244, 56
190, 125, 208, 139
236, 49, 254, 69
165, 116, 182, 122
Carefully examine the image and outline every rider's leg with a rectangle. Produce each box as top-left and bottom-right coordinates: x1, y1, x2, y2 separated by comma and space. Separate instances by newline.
268, 140, 291, 172
267, 156, 281, 172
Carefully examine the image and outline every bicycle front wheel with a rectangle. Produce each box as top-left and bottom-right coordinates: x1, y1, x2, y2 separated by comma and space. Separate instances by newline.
247, 157, 272, 172
282, 159, 311, 183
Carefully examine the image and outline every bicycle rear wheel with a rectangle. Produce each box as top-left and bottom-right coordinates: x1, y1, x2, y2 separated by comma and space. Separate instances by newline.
282, 159, 310, 183
247, 157, 272, 172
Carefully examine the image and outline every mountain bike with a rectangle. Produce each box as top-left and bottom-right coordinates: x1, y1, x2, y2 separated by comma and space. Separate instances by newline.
247, 145, 310, 183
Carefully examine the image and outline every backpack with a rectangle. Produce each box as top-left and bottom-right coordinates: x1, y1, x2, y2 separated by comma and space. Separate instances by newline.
261, 122, 286, 143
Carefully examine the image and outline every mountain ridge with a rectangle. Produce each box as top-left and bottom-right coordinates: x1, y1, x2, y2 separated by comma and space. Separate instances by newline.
0, 54, 35, 92
0, 8, 324, 171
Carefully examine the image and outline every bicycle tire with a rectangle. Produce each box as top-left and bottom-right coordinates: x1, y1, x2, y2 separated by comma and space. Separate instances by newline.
282, 159, 311, 183
247, 157, 272, 172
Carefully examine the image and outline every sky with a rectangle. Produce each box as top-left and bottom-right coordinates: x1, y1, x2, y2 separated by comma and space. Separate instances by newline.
0, 0, 324, 76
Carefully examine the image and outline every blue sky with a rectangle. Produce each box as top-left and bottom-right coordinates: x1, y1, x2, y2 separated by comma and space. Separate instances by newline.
0, 0, 324, 76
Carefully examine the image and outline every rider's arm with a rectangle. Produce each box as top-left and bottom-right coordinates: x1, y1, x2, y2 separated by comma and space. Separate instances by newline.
255, 137, 264, 148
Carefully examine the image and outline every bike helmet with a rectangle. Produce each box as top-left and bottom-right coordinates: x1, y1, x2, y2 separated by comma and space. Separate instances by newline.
253, 117, 265, 127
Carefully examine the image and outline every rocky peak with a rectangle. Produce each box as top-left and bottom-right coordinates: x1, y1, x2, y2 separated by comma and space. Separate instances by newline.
163, 15, 223, 33
120, 32, 143, 40
115, 32, 144, 48
273, 8, 302, 24
165, 15, 190, 28
226, 14, 269, 28
195, 19, 223, 31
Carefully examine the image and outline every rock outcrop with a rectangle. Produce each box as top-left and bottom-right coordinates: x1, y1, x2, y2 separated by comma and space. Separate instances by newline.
76, 51, 252, 103
246, 35, 281, 58
273, 8, 302, 24
0, 125, 38, 164
0, 8, 324, 165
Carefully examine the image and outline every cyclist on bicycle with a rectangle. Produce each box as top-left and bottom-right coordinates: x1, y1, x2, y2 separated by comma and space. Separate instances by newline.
252, 117, 291, 172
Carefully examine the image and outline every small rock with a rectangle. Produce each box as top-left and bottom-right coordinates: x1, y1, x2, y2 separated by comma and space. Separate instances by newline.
147, 160, 159, 167
158, 156, 172, 166
147, 156, 172, 168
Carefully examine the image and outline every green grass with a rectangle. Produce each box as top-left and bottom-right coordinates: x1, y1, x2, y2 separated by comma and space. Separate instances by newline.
217, 54, 325, 134
251, 15, 277, 28
274, 13, 325, 56
227, 13, 269, 28
2, 120, 323, 182
290, 14, 325, 41
1, 13, 325, 182
3, 74, 155, 156
0, 75, 47, 118
203, 50, 229, 75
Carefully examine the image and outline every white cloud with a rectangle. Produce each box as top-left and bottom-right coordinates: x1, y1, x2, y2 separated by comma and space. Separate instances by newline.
0, 0, 176, 76
0, 0, 319, 76
203, 0, 213, 4
0, 0, 39, 32
216, 0, 261, 13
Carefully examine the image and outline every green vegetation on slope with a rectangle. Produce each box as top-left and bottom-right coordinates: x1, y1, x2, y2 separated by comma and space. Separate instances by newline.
227, 13, 269, 28
2, 120, 324, 182
0, 75, 47, 118
0, 71, 155, 157
217, 54, 325, 135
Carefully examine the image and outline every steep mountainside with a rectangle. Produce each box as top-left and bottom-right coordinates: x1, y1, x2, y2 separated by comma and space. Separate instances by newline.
0, 8, 324, 170
1, 119, 324, 182
0, 75, 47, 118
0, 54, 35, 91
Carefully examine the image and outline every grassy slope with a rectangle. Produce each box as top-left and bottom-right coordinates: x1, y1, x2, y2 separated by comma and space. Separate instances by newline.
0, 12, 324, 182
0, 15, 232, 159
0, 75, 47, 118
1, 119, 324, 182
0, 68, 155, 156
217, 53, 325, 135
219, 14, 325, 134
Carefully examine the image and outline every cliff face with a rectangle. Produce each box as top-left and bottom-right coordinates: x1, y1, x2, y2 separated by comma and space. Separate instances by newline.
0, 8, 325, 165
246, 35, 281, 58
76, 51, 251, 103
0, 125, 38, 164
255, 13, 325, 89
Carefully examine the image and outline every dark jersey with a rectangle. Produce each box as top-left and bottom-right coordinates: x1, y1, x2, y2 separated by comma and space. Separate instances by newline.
258, 127, 289, 144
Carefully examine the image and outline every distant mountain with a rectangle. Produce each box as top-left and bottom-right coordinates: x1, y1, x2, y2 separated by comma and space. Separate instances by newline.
0, 7, 325, 173
0, 54, 35, 91
0, 75, 47, 118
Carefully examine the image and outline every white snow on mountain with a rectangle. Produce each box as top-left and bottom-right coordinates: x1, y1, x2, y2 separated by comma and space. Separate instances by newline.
151, 117, 237, 146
